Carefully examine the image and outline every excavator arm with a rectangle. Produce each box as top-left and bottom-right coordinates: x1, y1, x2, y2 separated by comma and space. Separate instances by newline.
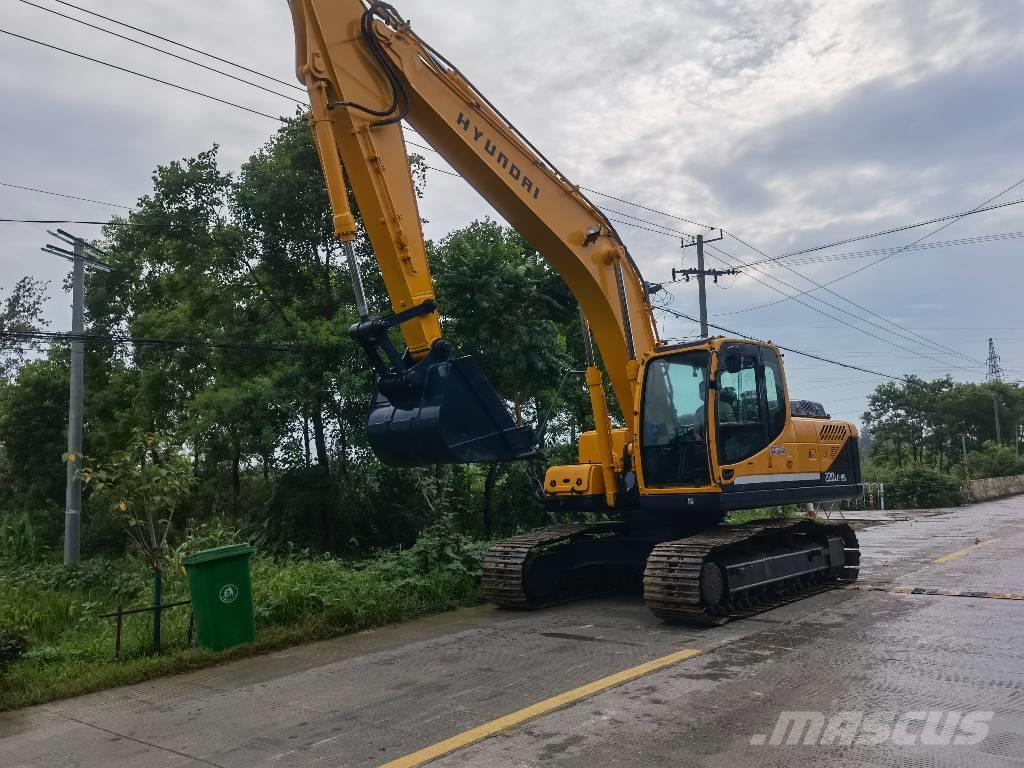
288, 0, 660, 475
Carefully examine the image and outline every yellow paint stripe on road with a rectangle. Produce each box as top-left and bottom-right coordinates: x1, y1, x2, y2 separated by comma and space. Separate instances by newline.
379, 647, 703, 768
934, 538, 998, 563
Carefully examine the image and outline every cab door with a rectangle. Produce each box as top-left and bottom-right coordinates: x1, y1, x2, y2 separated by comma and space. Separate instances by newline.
713, 344, 789, 484
636, 350, 713, 491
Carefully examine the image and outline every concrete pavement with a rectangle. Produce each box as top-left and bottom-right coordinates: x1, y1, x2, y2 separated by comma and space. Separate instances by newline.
2, 497, 1024, 767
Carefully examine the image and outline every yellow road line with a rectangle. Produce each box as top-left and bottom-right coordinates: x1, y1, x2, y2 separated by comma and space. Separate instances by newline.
933, 538, 998, 564
379, 647, 704, 768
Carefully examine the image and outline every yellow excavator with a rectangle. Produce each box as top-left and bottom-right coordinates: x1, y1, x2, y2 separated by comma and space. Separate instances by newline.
286, 0, 862, 624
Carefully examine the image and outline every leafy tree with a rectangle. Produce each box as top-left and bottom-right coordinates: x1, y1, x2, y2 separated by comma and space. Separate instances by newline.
80, 431, 194, 571
863, 376, 1024, 479
430, 219, 584, 533
432, 219, 575, 426
80, 431, 194, 649
0, 277, 50, 379
0, 356, 69, 505
0, 119, 606, 558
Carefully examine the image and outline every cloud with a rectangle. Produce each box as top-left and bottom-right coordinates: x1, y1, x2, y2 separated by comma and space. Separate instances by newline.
694, 48, 1024, 223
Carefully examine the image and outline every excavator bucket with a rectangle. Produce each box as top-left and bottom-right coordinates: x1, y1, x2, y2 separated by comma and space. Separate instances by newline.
366, 342, 537, 466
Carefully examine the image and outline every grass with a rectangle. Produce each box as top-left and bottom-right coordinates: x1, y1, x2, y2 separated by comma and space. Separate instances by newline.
0, 521, 487, 711
725, 504, 810, 525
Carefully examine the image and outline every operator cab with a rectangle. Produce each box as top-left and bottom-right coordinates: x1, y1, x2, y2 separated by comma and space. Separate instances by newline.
638, 340, 788, 489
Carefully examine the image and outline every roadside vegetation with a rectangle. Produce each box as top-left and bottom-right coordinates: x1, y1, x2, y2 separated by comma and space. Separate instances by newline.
0, 519, 486, 711
860, 377, 1024, 507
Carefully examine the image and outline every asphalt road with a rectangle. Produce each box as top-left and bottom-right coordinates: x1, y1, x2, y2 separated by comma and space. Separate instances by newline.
3, 497, 1024, 768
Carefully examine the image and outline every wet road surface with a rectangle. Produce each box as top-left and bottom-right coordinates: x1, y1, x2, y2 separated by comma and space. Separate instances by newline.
2, 496, 1023, 767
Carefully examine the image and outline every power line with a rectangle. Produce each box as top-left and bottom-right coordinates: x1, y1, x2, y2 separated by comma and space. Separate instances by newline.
745, 230, 1024, 270
0, 28, 286, 122
423, 164, 460, 178
724, 184, 1024, 318
16, 0, 306, 105
0, 181, 130, 209
606, 216, 689, 238
716, 233, 988, 368
573, 181, 1017, 372
594, 196, 993, 372
579, 186, 714, 231
355, 124, 1007, 372
406, 134, 713, 236
771, 196, 1024, 261
657, 306, 908, 382
15, 1, 1017, 311
718, 177, 1024, 370
412, 98, 1013, 372
698, 242, 983, 373
24, 1, 720, 245
47, 0, 306, 92
0, 218, 203, 226
4, 21, 713, 249
570, 183, 1018, 372
0, 329, 311, 354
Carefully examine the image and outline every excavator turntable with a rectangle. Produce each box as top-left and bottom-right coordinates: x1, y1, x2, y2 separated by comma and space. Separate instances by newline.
286, 0, 863, 625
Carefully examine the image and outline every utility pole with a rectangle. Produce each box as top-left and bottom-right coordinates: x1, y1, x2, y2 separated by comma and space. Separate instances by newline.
676, 230, 735, 338
957, 424, 968, 462
43, 230, 112, 565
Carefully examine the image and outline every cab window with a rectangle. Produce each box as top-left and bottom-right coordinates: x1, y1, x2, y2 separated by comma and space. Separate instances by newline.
717, 344, 787, 465
640, 352, 711, 487
762, 348, 787, 439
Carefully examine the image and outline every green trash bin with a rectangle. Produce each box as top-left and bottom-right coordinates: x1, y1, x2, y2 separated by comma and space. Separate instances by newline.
183, 544, 256, 651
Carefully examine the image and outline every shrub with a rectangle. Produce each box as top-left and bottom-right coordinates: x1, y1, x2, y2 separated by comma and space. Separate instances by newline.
966, 441, 1024, 479
887, 466, 965, 509
0, 627, 27, 668
0, 504, 61, 562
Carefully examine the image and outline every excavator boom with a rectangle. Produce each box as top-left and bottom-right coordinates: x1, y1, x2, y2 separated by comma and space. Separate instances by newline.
289, 0, 656, 468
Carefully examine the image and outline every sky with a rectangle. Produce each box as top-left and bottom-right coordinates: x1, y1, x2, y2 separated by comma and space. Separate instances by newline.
1, 0, 1023, 426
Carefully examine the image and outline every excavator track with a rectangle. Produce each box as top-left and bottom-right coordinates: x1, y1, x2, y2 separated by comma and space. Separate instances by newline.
644, 519, 859, 625
482, 522, 634, 608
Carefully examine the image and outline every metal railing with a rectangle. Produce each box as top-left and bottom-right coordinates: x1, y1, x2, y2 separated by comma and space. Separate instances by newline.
98, 599, 192, 659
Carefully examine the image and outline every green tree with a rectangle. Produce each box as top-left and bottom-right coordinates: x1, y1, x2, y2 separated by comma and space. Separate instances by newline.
863, 376, 1024, 478
89, 146, 297, 527
80, 430, 194, 650
0, 276, 50, 379
430, 219, 582, 534
0, 356, 68, 512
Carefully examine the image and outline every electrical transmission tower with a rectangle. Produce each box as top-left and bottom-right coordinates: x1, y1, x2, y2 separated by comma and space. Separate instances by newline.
986, 337, 1004, 382
676, 230, 738, 338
